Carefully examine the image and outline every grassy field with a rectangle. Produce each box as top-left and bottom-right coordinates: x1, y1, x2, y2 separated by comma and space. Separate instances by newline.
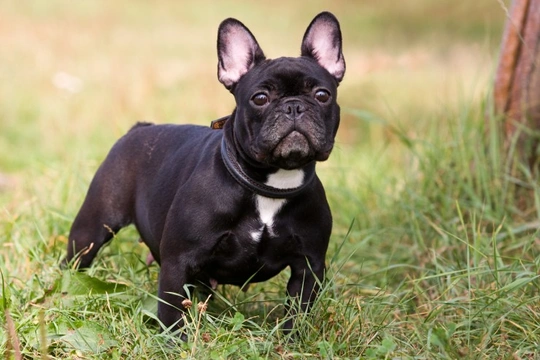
2, 0, 540, 358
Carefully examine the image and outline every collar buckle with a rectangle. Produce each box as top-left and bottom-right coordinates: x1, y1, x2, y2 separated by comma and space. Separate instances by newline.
210, 116, 229, 129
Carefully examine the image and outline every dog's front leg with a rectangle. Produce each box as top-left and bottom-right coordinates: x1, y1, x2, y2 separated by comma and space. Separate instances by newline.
283, 258, 325, 332
157, 256, 193, 339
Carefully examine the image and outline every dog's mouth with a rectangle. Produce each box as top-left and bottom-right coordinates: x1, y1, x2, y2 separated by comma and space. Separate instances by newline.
250, 125, 333, 169
273, 131, 310, 158
270, 131, 314, 169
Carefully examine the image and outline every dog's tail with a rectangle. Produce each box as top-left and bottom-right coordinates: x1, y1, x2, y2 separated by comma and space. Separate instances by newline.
129, 121, 154, 132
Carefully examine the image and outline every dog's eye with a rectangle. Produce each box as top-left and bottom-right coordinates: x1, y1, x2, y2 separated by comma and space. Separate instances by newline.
315, 90, 330, 103
252, 93, 269, 106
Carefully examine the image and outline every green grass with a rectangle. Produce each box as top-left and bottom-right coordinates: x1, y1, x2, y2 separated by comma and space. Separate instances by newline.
3, 0, 540, 359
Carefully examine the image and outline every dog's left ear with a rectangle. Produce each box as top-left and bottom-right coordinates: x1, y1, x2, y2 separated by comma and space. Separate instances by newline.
217, 18, 266, 90
301, 12, 345, 83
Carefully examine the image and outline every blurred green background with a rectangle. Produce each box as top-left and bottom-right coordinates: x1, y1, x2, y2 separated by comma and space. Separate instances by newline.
0, 0, 506, 176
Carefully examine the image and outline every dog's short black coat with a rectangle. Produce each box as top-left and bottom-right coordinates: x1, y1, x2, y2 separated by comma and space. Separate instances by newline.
65, 11, 345, 336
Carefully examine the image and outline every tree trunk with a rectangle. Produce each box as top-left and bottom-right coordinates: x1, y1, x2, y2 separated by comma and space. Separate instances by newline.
493, 0, 540, 166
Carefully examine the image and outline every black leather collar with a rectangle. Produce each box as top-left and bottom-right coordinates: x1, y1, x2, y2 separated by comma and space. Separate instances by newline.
220, 137, 316, 199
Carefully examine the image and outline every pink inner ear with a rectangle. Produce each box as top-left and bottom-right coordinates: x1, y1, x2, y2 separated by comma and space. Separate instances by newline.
218, 27, 257, 88
305, 22, 345, 80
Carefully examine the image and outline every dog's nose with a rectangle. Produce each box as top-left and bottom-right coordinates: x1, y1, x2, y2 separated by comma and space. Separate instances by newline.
283, 101, 306, 120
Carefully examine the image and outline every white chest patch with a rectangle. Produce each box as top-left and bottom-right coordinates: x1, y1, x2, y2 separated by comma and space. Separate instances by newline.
251, 169, 304, 242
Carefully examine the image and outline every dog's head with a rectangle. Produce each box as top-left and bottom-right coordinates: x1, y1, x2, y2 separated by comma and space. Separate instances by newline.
217, 12, 345, 170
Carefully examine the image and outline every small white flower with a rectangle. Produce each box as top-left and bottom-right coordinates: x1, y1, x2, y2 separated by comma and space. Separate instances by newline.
52, 71, 84, 93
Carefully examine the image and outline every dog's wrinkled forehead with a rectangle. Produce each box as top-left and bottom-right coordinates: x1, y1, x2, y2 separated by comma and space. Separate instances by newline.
235, 57, 338, 97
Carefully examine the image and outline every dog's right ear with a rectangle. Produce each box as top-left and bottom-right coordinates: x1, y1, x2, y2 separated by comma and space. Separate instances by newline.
217, 19, 266, 90
301, 12, 345, 83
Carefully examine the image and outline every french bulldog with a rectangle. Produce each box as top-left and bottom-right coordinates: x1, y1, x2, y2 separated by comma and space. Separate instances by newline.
65, 11, 345, 337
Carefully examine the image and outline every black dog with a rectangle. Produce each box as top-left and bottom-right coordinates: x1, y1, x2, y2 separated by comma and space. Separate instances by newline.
65, 11, 345, 335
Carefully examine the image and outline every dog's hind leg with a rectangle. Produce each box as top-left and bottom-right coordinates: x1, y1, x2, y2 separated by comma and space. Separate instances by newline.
64, 165, 133, 269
